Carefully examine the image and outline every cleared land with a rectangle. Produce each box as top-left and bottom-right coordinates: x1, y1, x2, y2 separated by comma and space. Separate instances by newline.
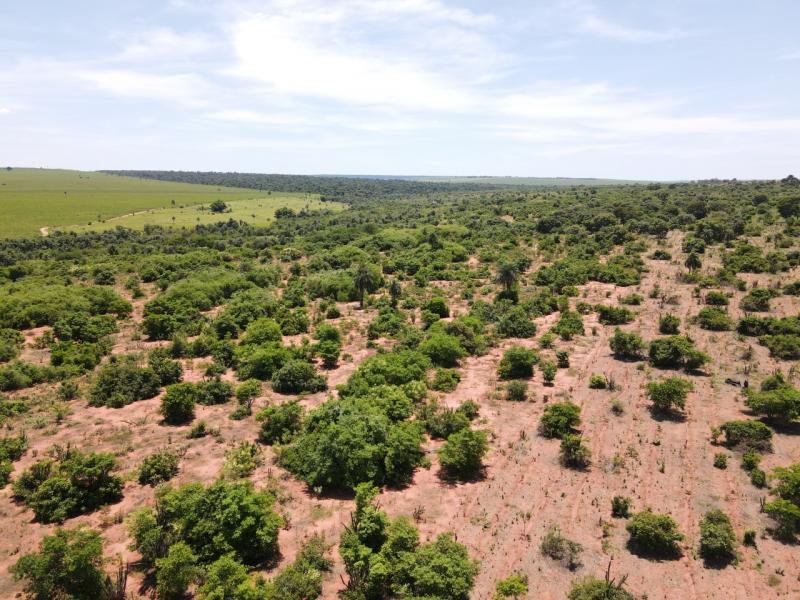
0, 168, 322, 237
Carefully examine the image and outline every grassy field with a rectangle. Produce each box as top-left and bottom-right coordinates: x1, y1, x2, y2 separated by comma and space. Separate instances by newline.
0, 168, 328, 237
60, 194, 339, 234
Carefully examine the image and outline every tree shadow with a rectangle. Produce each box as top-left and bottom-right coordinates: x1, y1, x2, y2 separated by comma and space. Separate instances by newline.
625, 539, 683, 561
767, 421, 800, 436
436, 465, 487, 486
648, 407, 687, 423
701, 554, 737, 570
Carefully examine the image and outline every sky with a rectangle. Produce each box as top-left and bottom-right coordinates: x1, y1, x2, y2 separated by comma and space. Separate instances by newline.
1, 0, 799, 180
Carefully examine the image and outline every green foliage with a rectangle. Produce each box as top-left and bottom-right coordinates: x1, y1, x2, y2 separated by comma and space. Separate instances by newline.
138, 450, 180, 486
763, 499, 800, 540
596, 304, 633, 325
160, 383, 198, 425
745, 379, 800, 424
438, 428, 489, 479
560, 434, 591, 469
540, 401, 581, 438
505, 380, 527, 402
696, 306, 733, 331
552, 310, 584, 340
648, 335, 710, 371
156, 541, 200, 600
588, 374, 608, 389
718, 419, 773, 450
257, 400, 304, 445
222, 441, 264, 479
567, 576, 635, 600
89, 356, 161, 407
271, 359, 327, 394
626, 510, 684, 558
11, 526, 113, 600
423, 296, 450, 318
494, 574, 528, 599
611, 495, 632, 518
148, 348, 183, 386
430, 367, 460, 392
646, 377, 692, 414
540, 524, 583, 569
421, 402, 473, 439
704, 290, 729, 306
659, 314, 680, 334
609, 328, 644, 359
419, 332, 466, 367
14, 448, 122, 523
713, 453, 728, 469
699, 509, 737, 565
498, 345, 537, 379
540, 359, 557, 384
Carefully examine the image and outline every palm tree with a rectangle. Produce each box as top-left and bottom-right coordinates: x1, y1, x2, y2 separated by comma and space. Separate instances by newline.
495, 261, 520, 293
353, 263, 378, 308
685, 252, 702, 271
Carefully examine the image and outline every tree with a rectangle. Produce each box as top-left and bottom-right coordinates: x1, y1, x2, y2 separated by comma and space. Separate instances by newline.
439, 428, 488, 479
685, 252, 702, 271
609, 328, 643, 359
540, 401, 581, 438
271, 360, 327, 394
420, 333, 466, 368
495, 574, 528, 599
764, 498, 800, 540
498, 345, 537, 379
659, 314, 680, 334
560, 434, 591, 469
699, 509, 737, 565
389, 279, 402, 308
138, 450, 179, 486
353, 263, 380, 308
540, 360, 557, 384
745, 382, 800, 424
11, 527, 112, 600
626, 510, 684, 557
209, 199, 227, 213
646, 377, 692, 414
155, 542, 199, 600
160, 383, 197, 425
495, 261, 520, 300
258, 400, 304, 445
196, 555, 263, 600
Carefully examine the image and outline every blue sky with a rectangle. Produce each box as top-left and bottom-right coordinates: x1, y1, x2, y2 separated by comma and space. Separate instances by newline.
1, 0, 799, 179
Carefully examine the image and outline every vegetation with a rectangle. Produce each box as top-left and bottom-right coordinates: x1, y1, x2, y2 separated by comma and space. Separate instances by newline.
498, 345, 537, 379
699, 509, 737, 565
540, 402, 581, 438
626, 510, 684, 558
439, 428, 489, 479
646, 377, 692, 414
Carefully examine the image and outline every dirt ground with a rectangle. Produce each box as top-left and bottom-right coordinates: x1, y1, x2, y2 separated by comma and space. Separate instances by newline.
1, 230, 799, 599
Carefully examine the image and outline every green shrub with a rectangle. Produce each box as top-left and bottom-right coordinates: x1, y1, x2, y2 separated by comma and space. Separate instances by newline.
13, 448, 123, 523
138, 450, 180, 486
704, 290, 729, 305
423, 297, 450, 318
560, 434, 591, 469
540, 360, 557, 384
11, 527, 113, 600
89, 357, 161, 407
699, 509, 737, 565
596, 305, 633, 325
763, 499, 800, 540
649, 335, 710, 371
430, 367, 460, 392
553, 310, 584, 340
659, 314, 680, 334
609, 328, 643, 359
540, 524, 583, 569
567, 576, 635, 600
745, 380, 800, 424
741, 288, 777, 312
422, 403, 472, 439
155, 542, 199, 600
498, 345, 537, 379
272, 360, 327, 394
626, 510, 684, 557
495, 574, 528, 599
696, 306, 733, 331
646, 377, 692, 414
438, 428, 488, 479
611, 495, 632, 518
160, 383, 197, 425
718, 419, 772, 450
540, 402, 581, 438
505, 380, 527, 402
713, 453, 728, 469
556, 350, 570, 368
148, 348, 183, 386
420, 333, 466, 367
222, 441, 263, 479
257, 401, 304, 445
588, 374, 608, 389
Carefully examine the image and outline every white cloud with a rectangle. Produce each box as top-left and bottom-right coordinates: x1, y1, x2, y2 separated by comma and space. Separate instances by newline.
117, 28, 217, 61
778, 49, 800, 61
228, 11, 477, 110
0, 108, 11, 115
579, 15, 687, 43
77, 69, 214, 107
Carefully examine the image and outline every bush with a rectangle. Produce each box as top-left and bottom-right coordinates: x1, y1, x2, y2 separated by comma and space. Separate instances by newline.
89, 357, 161, 407
611, 495, 631, 518
556, 350, 570, 367
699, 509, 737, 564
155, 542, 199, 600
257, 400, 304, 445
567, 576, 635, 600
430, 367, 460, 392
609, 328, 643, 359
713, 453, 728, 469
240, 317, 283, 346
438, 428, 488, 479
160, 383, 197, 425
11, 527, 113, 600
540, 360, 557, 384
130, 480, 283, 566
148, 348, 183, 386
271, 360, 327, 394
422, 403, 472, 439
560, 434, 591, 469
505, 380, 527, 402
649, 335, 710, 371
552, 310, 584, 340
626, 510, 684, 557
588, 374, 607, 389
697, 307, 733, 331
745, 380, 800, 424
496, 305, 537, 338
718, 419, 773, 450
420, 333, 466, 367
222, 441, 263, 479
764, 499, 800, 540
138, 450, 180, 486
13, 448, 123, 523
659, 314, 680, 334
540, 402, 581, 438
741, 288, 777, 312
704, 290, 729, 305
646, 377, 692, 414
495, 574, 528, 599
540, 524, 583, 569
596, 305, 633, 325
423, 297, 450, 318
498, 345, 537, 379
